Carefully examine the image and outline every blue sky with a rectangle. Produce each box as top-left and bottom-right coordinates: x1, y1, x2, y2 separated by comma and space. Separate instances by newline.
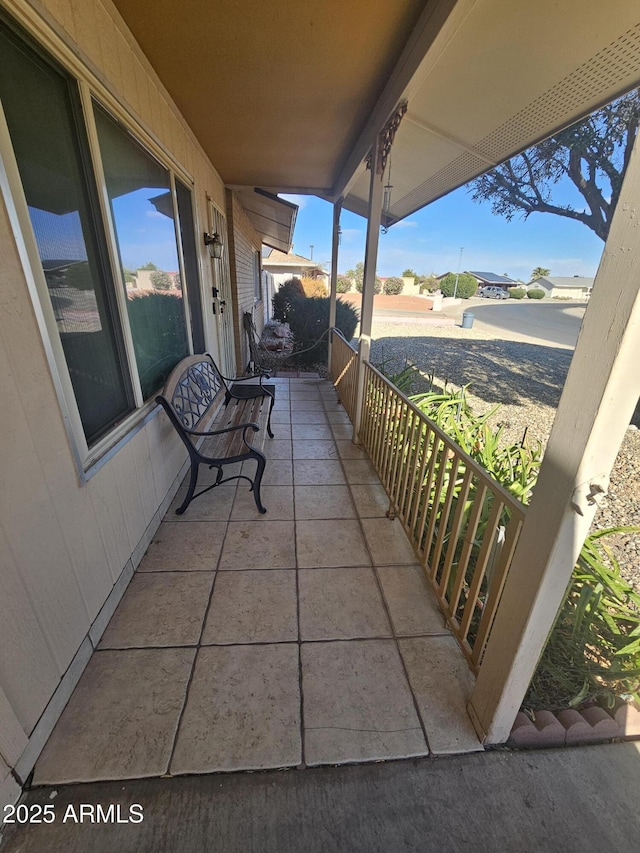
282, 178, 605, 283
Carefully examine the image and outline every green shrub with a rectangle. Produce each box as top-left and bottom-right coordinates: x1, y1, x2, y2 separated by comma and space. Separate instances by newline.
272, 277, 306, 322
355, 275, 382, 294
418, 274, 438, 294
527, 288, 545, 299
439, 272, 478, 298
509, 287, 526, 299
127, 291, 189, 397
150, 269, 172, 291
336, 275, 351, 293
383, 276, 404, 295
287, 297, 358, 365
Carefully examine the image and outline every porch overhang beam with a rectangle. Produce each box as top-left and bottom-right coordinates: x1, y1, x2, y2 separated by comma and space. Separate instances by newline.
469, 130, 640, 744
331, 0, 472, 201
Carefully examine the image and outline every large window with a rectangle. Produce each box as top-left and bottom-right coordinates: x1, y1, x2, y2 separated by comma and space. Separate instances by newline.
93, 103, 190, 399
0, 25, 132, 444
0, 18, 201, 459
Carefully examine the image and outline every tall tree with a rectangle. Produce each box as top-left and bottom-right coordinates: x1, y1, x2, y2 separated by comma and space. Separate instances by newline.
469, 89, 640, 241
531, 266, 551, 280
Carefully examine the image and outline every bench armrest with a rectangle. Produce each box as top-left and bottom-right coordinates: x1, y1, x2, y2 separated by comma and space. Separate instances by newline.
184, 422, 259, 438
222, 371, 271, 385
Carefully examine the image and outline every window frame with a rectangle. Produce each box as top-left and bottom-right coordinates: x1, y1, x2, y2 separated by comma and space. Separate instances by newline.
0, 14, 202, 479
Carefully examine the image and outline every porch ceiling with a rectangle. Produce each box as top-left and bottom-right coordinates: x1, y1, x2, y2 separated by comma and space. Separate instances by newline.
110, 0, 427, 191
112, 0, 640, 224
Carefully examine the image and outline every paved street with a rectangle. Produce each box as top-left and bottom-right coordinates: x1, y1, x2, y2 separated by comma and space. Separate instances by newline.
444, 298, 587, 349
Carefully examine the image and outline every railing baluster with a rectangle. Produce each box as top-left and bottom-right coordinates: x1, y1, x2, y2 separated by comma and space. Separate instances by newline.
389, 401, 409, 506
438, 466, 473, 594
457, 497, 504, 635
399, 410, 420, 518
422, 440, 450, 566
430, 455, 460, 578
471, 513, 524, 667
408, 422, 431, 533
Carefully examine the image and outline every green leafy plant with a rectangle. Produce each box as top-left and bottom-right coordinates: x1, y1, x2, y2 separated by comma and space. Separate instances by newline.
374, 352, 419, 393
509, 287, 526, 299
383, 276, 404, 295
272, 277, 306, 323
527, 288, 545, 299
527, 527, 640, 711
287, 296, 358, 365
336, 275, 352, 293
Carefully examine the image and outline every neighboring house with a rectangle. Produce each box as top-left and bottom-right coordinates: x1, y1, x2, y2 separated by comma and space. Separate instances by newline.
467, 271, 519, 290
262, 248, 328, 287
529, 276, 595, 299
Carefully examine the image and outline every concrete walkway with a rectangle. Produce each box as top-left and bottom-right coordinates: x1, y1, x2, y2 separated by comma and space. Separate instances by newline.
3, 743, 639, 852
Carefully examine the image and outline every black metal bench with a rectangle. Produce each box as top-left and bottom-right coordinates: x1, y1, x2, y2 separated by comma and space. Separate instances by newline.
156, 354, 275, 514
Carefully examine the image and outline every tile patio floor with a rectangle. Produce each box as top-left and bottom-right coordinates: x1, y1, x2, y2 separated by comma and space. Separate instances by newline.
33, 378, 481, 787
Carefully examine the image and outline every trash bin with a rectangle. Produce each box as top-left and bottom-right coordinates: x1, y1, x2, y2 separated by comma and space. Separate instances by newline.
461, 311, 475, 329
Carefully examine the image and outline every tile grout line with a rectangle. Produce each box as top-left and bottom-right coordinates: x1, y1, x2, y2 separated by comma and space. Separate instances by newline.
292, 379, 307, 770
163, 458, 235, 776
321, 384, 433, 755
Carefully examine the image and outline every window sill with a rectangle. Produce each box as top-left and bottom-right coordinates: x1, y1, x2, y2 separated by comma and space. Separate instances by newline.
80, 398, 162, 483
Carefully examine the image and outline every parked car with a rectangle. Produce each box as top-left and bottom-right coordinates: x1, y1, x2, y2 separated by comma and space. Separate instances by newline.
479, 285, 509, 300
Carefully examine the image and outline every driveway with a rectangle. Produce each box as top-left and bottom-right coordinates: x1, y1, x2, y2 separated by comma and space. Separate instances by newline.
444, 299, 587, 349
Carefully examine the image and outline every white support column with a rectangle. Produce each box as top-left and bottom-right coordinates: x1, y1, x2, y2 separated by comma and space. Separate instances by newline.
327, 199, 342, 375
353, 139, 384, 441
470, 133, 640, 744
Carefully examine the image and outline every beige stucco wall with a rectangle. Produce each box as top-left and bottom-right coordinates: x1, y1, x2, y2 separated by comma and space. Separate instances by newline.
0, 0, 237, 795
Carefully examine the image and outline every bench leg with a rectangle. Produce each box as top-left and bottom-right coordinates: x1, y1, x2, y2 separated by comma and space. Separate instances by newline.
267, 393, 275, 438
250, 451, 267, 514
176, 463, 198, 515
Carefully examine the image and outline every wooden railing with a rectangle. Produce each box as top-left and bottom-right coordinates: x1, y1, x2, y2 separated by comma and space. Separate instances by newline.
359, 362, 527, 672
329, 329, 358, 423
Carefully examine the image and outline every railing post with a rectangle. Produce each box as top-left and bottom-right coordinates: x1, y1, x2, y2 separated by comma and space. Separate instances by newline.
353, 136, 384, 443
469, 130, 640, 744
327, 199, 342, 377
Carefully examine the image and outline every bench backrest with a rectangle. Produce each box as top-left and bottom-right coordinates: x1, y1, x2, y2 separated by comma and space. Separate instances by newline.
157, 354, 228, 434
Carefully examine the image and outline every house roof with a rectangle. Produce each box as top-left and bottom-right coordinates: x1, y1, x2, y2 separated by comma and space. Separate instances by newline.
113, 1, 640, 226
534, 276, 595, 289
262, 250, 319, 268
468, 272, 517, 285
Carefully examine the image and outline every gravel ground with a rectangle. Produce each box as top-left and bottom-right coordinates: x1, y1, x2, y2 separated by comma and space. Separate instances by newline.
369, 319, 640, 591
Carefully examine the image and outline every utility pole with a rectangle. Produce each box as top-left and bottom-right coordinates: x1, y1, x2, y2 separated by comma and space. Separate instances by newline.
453, 246, 464, 298
309, 244, 314, 260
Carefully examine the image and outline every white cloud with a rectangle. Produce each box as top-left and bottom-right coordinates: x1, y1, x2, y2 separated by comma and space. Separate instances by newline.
279, 193, 308, 210
390, 219, 418, 229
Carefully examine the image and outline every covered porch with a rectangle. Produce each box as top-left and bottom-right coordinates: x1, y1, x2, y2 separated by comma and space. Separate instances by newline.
31, 377, 480, 786
3, 0, 640, 816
